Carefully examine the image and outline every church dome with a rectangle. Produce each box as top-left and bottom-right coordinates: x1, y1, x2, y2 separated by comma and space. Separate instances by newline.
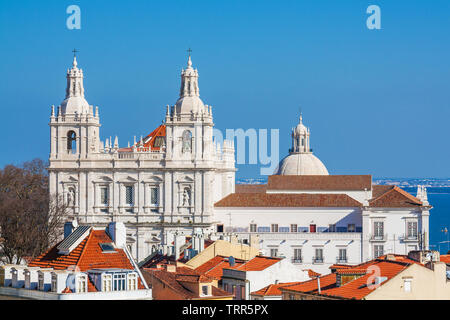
175, 95, 205, 114
61, 96, 90, 115
274, 113, 329, 176
275, 153, 329, 175
60, 55, 91, 115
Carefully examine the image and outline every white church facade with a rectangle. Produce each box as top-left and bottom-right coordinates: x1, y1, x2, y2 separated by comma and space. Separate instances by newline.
48, 54, 235, 262
48, 53, 431, 273
214, 116, 432, 274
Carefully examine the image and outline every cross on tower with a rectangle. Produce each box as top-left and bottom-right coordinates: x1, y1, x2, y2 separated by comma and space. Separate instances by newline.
72, 48, 79, 57
187, 48, 192, 57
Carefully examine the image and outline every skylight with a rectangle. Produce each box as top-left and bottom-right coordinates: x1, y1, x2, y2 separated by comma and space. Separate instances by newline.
100, 242, 116, 252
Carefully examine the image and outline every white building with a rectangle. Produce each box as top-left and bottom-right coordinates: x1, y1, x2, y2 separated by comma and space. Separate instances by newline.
221, 255, 310, 300
214, 115, 432, 274
47, 53, 431, 275
0, 222, 152, 300
48, 54, 235, 262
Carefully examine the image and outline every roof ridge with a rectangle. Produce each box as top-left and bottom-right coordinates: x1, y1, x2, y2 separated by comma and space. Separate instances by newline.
75, 229, 95, 270
392, 186, 422, 204
369, 185, 394, 202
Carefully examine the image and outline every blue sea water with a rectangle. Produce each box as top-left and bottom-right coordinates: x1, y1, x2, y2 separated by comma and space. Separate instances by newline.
403, 187, 450, 254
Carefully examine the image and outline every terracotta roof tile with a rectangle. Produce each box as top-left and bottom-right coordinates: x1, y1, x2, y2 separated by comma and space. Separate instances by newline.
215, 193, 362, 208
195, 256, 246, 280
235, 184, 267, 193
118, 124, 166, 152
281, 258, 417, 300
369, 186, 422, 208
29, 230, 134, 272
148, 267, 233, 300
267, 175, 372, 191
229, 256, 281, 271
251, 282, 300, 297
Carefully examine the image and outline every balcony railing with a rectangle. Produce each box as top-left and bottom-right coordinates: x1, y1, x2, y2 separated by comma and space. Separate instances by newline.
291, 258, 303, 264
336, 257, 348, 263
313, 257, 324, 264
369, 233, 388, 242
399, 234, 419, 242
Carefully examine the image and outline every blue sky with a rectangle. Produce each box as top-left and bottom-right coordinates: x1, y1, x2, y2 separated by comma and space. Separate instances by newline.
0, 0, 449, 178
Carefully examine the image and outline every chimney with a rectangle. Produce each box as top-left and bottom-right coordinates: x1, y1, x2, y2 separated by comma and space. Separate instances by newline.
63, 220, 78, 239
165, 264, 176, 273
108, 222, 126, 248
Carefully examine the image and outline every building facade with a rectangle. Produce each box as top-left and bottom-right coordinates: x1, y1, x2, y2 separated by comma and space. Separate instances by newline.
48, 54, 235, 262
214, 116, 431, 274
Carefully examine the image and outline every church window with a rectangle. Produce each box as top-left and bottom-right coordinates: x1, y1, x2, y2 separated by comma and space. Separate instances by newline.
271, 224, 278, 232
407, 221, 418, 239
348, 224, 356, 232
182, 130, 192, 153
150, 187, 159, 206
250, 224, 257, 232
153, 136, 165, 148
67, 131, 77, 153
100, 187, 109, 205
290, 224, 298, 233
125, 186, 134, 205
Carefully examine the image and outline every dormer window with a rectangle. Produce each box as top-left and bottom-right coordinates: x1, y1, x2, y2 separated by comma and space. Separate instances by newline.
201, 285, 210, 296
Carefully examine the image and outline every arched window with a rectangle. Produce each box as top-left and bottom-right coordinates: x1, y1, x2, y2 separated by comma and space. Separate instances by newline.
182, 130, 192, 153
67, 131, 77, 153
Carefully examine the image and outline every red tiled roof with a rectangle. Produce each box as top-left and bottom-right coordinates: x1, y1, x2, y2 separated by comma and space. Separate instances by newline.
215, 193, 362, 208
29, 229, 145, 291
369, 186, 422, 208
235, 184, 267, 193
251, 282, 300, 297
148, 266, 233, 300
228, 256, 281, 271
304, 269, 321, 278
267, 175, 372, 191
195, 256, 246, 280
440, 255, 450, 264
118, 124, 166, 152
281, 257, 418, 300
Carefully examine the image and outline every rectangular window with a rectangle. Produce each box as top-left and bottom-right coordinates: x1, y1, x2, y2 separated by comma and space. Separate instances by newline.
374, 245, 384, 258
338, 249, 347, 262
128, 274, 137, 291
404, 279, 412, 292
374, 221, 384, 238
250, 224, 257, 233
270, 248, 278, 257
329, 224, 336, 232
51, 277, 57, 292
202, 285, 209, 296
271, 224, 279, 233
315, 248, 323, 263
125, 186, 134, 205
100, 187, 109, 205
77, 276, 87, 293
150, 187, 159, 206
293, 248, 302, 263
290, 224, 298, 233
113, 273, 127, 291
348, 224, 356, 232
407, 221, 418, 239
103, 275, 112, 292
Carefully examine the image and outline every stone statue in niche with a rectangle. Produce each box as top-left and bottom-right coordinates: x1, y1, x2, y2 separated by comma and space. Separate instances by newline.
67, 188, 76, 206
182, 187, 191, 206
182, 130, 192, 153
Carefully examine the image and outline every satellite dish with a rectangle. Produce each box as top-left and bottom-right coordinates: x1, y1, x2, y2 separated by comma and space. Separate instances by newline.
66, 274, 76, 292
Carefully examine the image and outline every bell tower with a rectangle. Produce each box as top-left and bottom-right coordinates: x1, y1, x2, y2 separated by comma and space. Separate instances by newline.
49, 52, 101, 161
